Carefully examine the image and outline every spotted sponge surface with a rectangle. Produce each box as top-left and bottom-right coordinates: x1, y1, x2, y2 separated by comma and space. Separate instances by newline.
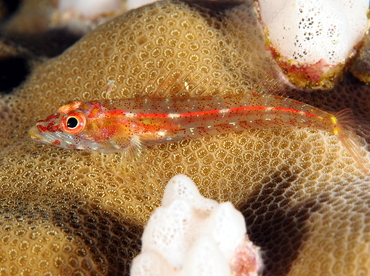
1, 0, 370, 275
258, 0, 368, 65
256, 0, 369, 90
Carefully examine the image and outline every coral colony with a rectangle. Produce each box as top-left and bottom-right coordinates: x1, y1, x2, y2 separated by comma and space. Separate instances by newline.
130, 174, 262, 276
0, 0, 369, 275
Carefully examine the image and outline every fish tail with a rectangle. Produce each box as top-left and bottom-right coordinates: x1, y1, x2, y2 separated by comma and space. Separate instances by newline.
334, 109, 368, 174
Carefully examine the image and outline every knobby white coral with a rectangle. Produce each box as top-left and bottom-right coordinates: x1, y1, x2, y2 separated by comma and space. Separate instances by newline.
131, 174, 262, 276
58, 0, 123, 17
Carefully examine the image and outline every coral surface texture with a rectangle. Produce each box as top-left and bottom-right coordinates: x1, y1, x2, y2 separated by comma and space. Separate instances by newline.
0, 0, 370, 275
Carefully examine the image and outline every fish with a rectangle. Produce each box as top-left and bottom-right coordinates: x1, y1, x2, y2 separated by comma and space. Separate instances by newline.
29, 87, 368, 173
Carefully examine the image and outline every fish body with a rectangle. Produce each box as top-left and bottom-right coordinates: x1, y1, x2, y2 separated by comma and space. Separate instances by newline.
29, 92, 367, 172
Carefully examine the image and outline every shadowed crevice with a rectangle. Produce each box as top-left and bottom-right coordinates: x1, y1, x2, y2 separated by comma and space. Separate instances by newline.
0, 57, 30, 93
52, 203, 143, 276
0, 0, 21, 21
1, 29, 82, 58
239, 173, 322, 276
182, 0, 246, 23
184, 0, 245, 13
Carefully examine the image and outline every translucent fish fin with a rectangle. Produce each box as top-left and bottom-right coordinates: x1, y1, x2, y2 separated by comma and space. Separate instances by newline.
334, 108, 356, 129
124, 135, 181, 162
147, 69, 219, 98
335, 109, 368, 174
247, 72, 292, 97
143, 69, 190, 97
150, 69, 182, 97
125, 135, 145, 161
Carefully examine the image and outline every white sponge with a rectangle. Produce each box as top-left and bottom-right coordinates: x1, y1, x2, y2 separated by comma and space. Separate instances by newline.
127, 0, 158, 11
130, 174, 262, 276
58, 0, 122, 17
181, 235, 231, 276
258, 0, 369, 65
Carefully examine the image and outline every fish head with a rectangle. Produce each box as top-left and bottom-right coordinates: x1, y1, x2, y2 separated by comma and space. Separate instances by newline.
29, 101, 109, 152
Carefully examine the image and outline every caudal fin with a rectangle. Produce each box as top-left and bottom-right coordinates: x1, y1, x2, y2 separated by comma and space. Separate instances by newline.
335, 109, 368, 174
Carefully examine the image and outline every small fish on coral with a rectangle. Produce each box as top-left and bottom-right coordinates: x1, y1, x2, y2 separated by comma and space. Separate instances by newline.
1, 0, 370, 275
29, 72, 369, 172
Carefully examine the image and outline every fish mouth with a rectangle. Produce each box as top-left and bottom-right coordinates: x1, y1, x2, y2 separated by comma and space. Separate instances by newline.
29, 125, 43, 141
29, 112, 68, 146
29, 125, 62, 146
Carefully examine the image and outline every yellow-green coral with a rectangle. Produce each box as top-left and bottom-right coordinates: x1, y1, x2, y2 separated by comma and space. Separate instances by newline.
1, 1, 370, 275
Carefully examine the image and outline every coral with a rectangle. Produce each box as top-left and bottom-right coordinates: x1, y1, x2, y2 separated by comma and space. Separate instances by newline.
1, 0, 156, 36
58, 0, 123, 17
131, 174, 262, 276
257, 0, 369, 89
126, 0, 159, 11
0, 0, 127, 56
52, 0, 127, 34
0, 0, 370, 275
0, 0, 55, 34
351, 32, 370, 84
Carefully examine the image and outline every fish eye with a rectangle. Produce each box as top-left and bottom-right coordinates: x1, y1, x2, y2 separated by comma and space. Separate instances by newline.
67, 117, 79, 129
61, 112, 86, 134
